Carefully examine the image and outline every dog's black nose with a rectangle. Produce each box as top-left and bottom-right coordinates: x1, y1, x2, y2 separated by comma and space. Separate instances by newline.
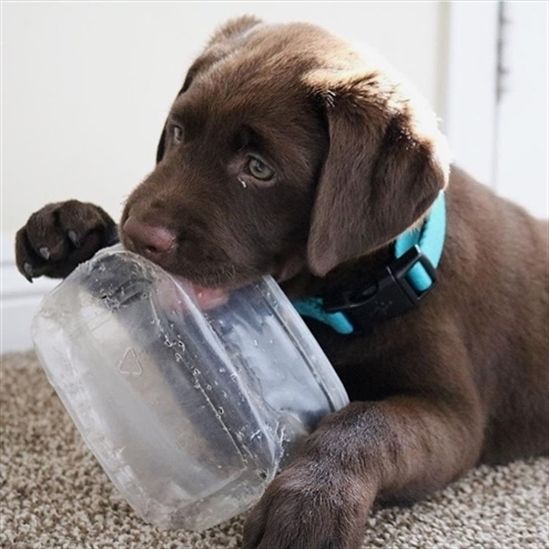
122, 216, 176, 262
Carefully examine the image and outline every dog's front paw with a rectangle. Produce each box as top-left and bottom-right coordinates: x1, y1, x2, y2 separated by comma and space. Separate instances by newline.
243, 459, 372, 549
15, 200, 117, 281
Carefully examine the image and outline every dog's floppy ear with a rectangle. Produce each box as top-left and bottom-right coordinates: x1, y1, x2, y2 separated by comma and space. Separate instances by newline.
304, 66, 450, 276
156, 15, 262, 163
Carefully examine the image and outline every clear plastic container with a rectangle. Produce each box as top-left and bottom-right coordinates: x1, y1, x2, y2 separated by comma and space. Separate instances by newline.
32, 245, 348, 531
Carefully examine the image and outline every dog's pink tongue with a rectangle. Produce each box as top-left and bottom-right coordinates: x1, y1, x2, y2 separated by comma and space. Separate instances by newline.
189, 283, 230, 310
169, 275, 230, 310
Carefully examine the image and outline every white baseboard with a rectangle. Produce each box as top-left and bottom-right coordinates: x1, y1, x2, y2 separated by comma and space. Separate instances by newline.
1, 232, 59, 353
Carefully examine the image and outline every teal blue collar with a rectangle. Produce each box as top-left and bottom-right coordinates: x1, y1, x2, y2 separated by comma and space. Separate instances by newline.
293, 191, 446, 334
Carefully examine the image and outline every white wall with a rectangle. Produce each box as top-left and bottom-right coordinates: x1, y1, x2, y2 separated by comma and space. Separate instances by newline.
445, 1, 499, 186
2, 1, 448, 234
445, 1, 548, 220
494, 1, 548, 219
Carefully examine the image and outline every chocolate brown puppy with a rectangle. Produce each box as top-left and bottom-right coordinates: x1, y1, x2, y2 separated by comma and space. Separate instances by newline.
16, 17, 549, 549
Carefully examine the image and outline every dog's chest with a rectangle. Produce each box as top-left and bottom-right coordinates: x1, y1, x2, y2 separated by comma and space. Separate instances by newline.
304, 319, 405, 402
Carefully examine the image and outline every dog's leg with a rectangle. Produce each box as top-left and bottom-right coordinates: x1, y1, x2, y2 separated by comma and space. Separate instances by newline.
243, 381, 483, 549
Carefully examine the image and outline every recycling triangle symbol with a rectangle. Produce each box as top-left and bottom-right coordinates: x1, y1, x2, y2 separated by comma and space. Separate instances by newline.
118, 347, 143, 377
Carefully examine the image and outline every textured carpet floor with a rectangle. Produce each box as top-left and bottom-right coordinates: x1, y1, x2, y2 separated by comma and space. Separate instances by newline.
1, 352, 548, 548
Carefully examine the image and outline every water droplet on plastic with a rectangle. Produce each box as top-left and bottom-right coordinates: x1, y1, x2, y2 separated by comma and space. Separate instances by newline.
205, 384, 212, 391
217, 407, 224, 415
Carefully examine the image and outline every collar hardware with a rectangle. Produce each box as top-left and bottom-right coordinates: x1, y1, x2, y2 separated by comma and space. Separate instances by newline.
322, 245, 436, 332
292, 191, 446, 335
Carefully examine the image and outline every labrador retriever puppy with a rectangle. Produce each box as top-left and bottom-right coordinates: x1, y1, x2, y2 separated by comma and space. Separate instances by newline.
16, 17, 548, 549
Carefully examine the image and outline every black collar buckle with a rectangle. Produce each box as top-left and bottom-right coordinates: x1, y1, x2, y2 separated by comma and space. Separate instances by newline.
323, 245, 437, 331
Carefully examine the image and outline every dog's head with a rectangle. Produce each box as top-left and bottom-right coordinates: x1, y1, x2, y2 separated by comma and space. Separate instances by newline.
121, 16, 449, 294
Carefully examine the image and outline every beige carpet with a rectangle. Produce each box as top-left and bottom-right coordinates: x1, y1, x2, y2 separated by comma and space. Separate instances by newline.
1, 352, 548, 549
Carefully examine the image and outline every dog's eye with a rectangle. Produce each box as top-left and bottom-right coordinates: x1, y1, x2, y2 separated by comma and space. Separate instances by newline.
247, 156, 274, 181
171, 124, 183, 145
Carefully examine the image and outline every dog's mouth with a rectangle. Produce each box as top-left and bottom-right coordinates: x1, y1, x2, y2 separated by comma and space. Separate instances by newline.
159, 270, 230, 311
185, 281, 231, 310
165, 261, 268, 311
